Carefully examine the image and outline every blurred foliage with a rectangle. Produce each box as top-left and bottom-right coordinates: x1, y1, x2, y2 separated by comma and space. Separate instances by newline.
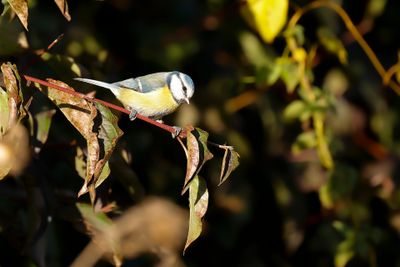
1, 0, 400, 266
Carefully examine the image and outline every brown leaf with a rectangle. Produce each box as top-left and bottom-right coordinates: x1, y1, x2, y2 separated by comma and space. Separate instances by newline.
1, 62, 25, 129
54, 0, 71, 21
219, 146, 240, 186
7, 0, 28, 31
181, 127, 213, 194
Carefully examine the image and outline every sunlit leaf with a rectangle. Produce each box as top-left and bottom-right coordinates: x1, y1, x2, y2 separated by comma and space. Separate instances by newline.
317, 27, 348, 64
313, 112, 334, 169
182, 127, 213, 194
243, 0, 288, 43
291, 131, 317, 154
283, 100, 307, 122
219, 146, 240, 186
334, 230, 355, 267
54, 0, 71, 21
6, 0, 28, 31
184, 175, 208, 252
33, 109, 56, 154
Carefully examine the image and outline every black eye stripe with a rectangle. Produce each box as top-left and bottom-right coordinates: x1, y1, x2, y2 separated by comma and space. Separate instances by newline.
177, 75, 188, 96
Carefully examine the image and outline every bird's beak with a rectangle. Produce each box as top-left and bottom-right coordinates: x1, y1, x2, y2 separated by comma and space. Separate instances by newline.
185, 98, 190, 104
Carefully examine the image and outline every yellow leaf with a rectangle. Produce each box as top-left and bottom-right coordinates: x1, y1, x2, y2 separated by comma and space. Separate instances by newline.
245, 0, 288, 43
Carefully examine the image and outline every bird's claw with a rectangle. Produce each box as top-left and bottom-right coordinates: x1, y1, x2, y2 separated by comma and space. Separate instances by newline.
171, 126, 182, 139
128, 108, 138, 121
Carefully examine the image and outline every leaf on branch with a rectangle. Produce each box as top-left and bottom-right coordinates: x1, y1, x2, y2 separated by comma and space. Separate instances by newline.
6, 0, 28, 31
184, 175, 208, 253
242, 0, 288, 43
182, 126, 213, 195
219, 146, 240, 186
34, 79, 123, 202
54, 0, 71, 21
1, 62, 25, 130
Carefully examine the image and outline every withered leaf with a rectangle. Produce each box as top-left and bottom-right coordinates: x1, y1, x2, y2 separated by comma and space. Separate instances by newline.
54, 0, 71, 21
219, 146, 240, 186
1, 62, 25, 129
182, 127, 213, 194
7, 0, 28, 31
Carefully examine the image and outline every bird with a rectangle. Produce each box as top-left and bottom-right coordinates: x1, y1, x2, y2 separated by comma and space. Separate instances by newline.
74, 71, 195, 122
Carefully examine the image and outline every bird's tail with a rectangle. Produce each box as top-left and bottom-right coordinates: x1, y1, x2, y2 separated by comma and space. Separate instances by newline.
74, 78, 120, 96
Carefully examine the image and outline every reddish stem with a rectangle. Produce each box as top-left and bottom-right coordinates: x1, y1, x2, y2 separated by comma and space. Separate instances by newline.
23, 75, 186, 138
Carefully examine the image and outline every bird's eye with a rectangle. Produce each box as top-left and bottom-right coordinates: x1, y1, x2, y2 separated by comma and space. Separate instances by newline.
182, 85, 187, 94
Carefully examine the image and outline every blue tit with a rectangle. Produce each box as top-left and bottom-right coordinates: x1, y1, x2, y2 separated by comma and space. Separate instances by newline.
74, 71, 194, 121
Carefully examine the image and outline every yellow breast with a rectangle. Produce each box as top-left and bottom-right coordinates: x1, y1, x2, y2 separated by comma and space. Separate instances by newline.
117, 86, 179, 119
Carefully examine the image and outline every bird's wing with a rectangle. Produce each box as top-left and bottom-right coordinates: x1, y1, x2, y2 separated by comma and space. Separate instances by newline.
114, 72, 170, 93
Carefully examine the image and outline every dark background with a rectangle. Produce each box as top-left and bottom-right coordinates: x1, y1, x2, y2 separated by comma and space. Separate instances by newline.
1, 0, 400, 266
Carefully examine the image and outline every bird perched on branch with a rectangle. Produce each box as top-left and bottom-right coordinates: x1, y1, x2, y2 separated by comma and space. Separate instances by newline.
75, 71, 195, 121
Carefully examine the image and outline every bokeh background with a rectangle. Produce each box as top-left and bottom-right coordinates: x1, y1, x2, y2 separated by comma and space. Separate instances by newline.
1, 0, 400, 266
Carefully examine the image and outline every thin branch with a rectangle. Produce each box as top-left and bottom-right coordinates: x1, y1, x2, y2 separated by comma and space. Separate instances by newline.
23, 75, 186, 138
287, 0, 400, 95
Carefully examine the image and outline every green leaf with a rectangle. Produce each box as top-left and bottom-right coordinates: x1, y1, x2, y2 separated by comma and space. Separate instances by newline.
239, 31, 276, 68
291, 131, 317, 154
6, 0, 28, 30
313, 112, 334, 169
184, 175, 208, 253
276, 57, 300, 93
32, 109, 56, 154
283, 100, 307, 122
0, 88, 9, 136
333, 224, 356, 267
182, 127, 213, 194
317, 27, 348, 64
243, 0, 288, 43
219, 146, 240, 186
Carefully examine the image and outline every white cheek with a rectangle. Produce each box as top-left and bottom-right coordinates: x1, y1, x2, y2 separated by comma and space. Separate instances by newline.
170, 75, 184, 100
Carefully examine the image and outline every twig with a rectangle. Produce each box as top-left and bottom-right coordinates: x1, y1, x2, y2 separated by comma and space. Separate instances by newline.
287, 0, 400, 95
23, 75, 186, 138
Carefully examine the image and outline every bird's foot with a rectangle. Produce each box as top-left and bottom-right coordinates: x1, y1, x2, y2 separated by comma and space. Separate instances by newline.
171, 126, 182, 139
128, 107, 138, 121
